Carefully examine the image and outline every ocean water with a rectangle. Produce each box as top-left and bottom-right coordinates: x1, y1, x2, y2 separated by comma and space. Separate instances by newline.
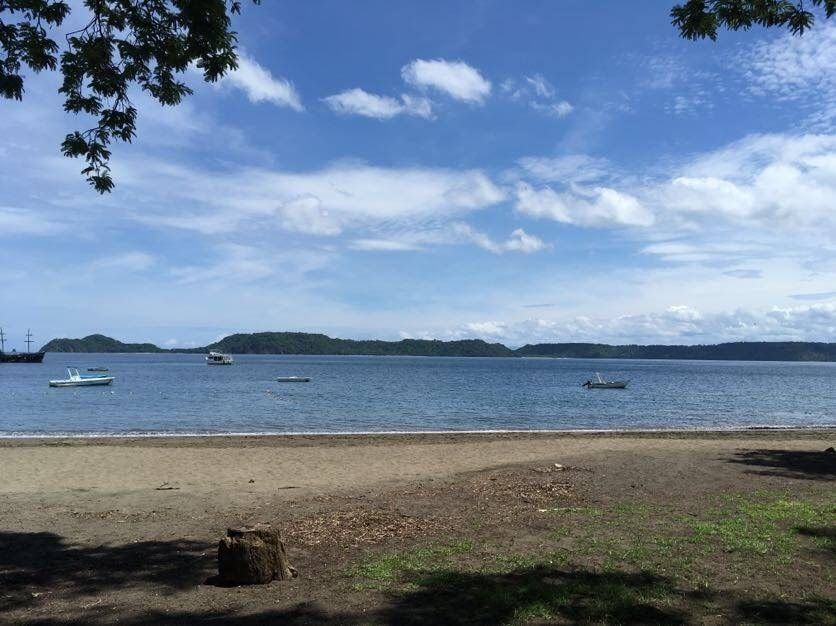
0, 353, 833, 436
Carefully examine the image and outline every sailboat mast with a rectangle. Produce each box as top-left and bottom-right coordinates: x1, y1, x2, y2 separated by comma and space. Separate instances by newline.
0, 327, 5, 352
25, 329, 33, 353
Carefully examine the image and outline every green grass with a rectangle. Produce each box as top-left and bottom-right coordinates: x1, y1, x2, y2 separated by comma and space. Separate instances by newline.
346, 490, 835, 623
349, 540, 474, 585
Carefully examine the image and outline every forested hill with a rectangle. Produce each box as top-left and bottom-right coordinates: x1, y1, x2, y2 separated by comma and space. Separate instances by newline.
40, 332, 514, 357
515, 341, 836, 362
40, 333, 836, 361
40, 334, 164, 353
205, 332, 514, 357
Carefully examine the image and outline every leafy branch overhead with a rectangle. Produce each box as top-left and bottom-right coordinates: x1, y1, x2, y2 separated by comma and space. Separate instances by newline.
0, 1, 832, 193
671, 0, 834, 39
1, 0, 257, 192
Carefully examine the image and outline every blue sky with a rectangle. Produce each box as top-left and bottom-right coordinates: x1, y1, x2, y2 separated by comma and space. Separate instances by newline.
1, 0, 835, 348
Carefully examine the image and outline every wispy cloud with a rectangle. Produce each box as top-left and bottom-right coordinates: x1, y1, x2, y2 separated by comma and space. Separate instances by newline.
0, 206, 66, 236
502, 74, 574, 118
126, 160, 506, 240
401, 59, 492, 104
740, 21, 836, 129
221, 53, 303, 111
790, 290, 836, 301
453, 224, 548, 254
89, 252, 156, 272
322, 88, 432, 119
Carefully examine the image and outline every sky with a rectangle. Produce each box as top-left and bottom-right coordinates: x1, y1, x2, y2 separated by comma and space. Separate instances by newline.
1, 0, 835, 349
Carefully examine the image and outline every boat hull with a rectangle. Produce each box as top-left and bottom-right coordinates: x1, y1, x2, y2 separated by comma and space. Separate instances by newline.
1, 351, 45, 363
585, 382, 628, 389
277, 376, 311, 382
49, 377, 114, 387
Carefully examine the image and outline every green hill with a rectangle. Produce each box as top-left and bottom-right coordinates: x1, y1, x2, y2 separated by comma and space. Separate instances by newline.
40, 333, 836, 361
206, 332, 514, 357
515, 341, 836, 362
40, 334, 163, 353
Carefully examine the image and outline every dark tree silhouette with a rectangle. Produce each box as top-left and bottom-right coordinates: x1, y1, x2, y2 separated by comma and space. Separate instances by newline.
1, 0, 257, 192
671, 0, 834, 40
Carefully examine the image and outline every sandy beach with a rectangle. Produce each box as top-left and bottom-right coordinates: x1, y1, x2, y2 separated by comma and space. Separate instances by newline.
1, 429, 834, 624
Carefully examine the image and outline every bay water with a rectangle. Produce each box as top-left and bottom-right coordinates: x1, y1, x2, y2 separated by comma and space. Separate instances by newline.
0, 353, 833, 436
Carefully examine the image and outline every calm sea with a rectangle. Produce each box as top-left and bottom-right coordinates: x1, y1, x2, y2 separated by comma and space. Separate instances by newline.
0, 353, 833, 436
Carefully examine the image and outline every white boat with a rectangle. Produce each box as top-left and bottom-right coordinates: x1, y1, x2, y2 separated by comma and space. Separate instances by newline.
206, 351, 233, 365
276, 376, 311, 383
582, 373, 628, 389
49, 367, 114, 387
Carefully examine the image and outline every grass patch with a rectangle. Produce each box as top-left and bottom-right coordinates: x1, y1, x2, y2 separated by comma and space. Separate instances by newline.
349, 540, 473, 585
346, 490, 834, 623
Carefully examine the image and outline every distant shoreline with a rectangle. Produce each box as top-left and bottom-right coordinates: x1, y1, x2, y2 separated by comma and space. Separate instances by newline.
38, 332, 836, 361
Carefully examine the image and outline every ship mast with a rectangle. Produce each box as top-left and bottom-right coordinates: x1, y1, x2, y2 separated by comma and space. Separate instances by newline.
0, 327, 5, 352
25, 329, 33, 353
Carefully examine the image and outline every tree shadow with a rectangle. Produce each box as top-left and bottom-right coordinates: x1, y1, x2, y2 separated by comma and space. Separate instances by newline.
0, 531, 212, 613
378, 567, 692, 625
796, 525, 836, 556
736, 598, 836, 624
727, 448, 836, 480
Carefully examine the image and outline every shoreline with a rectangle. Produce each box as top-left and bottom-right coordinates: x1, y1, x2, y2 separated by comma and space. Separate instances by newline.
1, 425, 833, 446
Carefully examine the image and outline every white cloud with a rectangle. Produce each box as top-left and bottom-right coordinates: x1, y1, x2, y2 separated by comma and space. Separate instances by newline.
532, 100, 574, 118
743, 22, 836, 101
170, 244, 330, 285
350, 238, 421, 251
401, 59, 492, 104
517, 155, 611, 184
322, 88, 433, 119
515, 183, 653, 227
0, 207, 65, 235
222, 53, 303, 111
277, 196, 342, 236
89, 252, 156, 271
446, 302, 836, 345
503, 74, 574, 118
128, 161, 506, 238
741, 22, 836, 129
452, 223, 548, 254
525, 74, 555, 98
515, 133, 836, 239
641, 241, 771, 264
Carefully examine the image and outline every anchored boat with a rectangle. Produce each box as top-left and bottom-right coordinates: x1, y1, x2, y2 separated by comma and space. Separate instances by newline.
276, 376, 311, 383
582, 373, 629, 389
49, 367, 114, 387
0, 328, 45, 363
206, 351, 233, 365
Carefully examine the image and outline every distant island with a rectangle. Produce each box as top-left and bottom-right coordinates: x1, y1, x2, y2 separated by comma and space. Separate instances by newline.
39, 333, 836, 362
40, 333, 514, 358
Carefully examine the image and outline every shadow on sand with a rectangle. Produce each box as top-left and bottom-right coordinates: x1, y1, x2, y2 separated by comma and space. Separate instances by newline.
0, 531, 213, 613
728, 448, 836, 480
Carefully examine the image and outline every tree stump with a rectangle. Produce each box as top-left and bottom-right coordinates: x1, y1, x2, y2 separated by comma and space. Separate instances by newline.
217, 523, 297, 585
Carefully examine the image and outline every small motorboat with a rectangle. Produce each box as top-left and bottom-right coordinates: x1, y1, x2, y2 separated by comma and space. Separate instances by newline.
87, 366, 109, 372
276, 376, 311, 383
49, 367, 114, 387
206, 351, 233, 365
582, 373, 628, 389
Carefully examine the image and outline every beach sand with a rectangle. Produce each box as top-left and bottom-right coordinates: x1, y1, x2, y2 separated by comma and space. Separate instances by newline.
1, 430, 834, 624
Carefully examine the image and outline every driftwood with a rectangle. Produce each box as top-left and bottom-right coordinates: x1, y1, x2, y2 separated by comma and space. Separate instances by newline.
217, 523, 297, 584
